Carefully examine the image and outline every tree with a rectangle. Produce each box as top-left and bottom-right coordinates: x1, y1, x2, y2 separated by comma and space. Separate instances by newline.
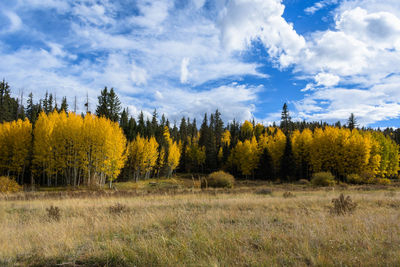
347, 113, 357, 131
0, 79, 20, 122
162, 126, 181, 177
255, 147, 274, 180
280, 135, 296, 181
95, 87, 122, 122
107, 88, 121, 122
26, 92, 39, 124
60, 97, 68, 112
280, 103, 292, 134
228, 136, 259, 178
128, 135, 159, 181
292, 129, 313, 179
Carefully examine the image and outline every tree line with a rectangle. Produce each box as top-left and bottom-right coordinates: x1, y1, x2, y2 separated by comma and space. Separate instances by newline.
0, 80, 399, 186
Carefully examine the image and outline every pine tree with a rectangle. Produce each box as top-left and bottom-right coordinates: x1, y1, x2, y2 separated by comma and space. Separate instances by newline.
60, 96, 68, 112
119, 108, 129, 137
255, 147, 274, 180
137, 111, 146, 137
347, 113, 357, 131
280, 135, 296, 181
280, 103, 292, 134
107, 88, 121, 122
26, 92, 38, 124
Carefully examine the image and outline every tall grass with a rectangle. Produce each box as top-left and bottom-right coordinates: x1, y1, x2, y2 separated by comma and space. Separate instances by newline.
0, 188, 399, 266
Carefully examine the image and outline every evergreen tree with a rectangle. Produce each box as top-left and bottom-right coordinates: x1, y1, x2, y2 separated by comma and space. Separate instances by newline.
137, 111, 146, 137
60, 96, 68, 112
96, 87, 108, 117
107, 88, 121, 122
0, 80, 20, 122
151, 109, 158, 137
48, 93, 54, 113
347, 113, 357, 131
120, 108, 129, 137
95, 87, 121, 121
280, 135, 296, 181
255, 147, 274, 180
199, 113, 208, 147
127, 117, 137, 141
280, 103, 292, 134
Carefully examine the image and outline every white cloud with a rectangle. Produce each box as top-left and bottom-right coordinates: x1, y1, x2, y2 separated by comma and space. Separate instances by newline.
129, 0, 171, 29
4, 0, 400, 126
149, 84, 260, 122
180, 57, 190, 83
3, 11, 22, 32
291, 1, 400, 125
219, 0, 306, 67
314, 72, 340, 87
305, 0, 338, 15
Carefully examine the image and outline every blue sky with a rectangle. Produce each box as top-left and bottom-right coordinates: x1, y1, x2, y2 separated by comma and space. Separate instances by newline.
1, 0, 400, 127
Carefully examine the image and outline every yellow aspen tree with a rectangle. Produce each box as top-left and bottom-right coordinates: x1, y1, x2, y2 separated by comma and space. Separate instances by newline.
343, 129, 371, 176
291, 128, 313, 178
103, 120, 127, 188
0, 119, 32, 182
128, 135, 159, 180
33, 111, 55, 186
162, 126, 181, 177
240, 120, 253, 140
229, 136, 259, 177
64, 112, 84, 186
261, 128, 286, 174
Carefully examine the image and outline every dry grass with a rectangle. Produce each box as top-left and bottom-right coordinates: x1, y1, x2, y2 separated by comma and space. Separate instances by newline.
0, 186, 400, 266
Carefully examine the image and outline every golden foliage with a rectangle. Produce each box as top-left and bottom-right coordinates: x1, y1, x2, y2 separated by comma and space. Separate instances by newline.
0, 176, 22, 193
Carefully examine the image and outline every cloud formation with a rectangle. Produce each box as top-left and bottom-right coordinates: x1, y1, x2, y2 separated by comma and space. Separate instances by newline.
0, 0, 400, 126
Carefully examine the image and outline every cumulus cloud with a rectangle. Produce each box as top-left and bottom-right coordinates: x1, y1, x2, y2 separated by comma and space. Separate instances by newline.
291, 1, 400, 125
219, 0, 306, 67
2, 0, 400, 126
314, 72, 340, 87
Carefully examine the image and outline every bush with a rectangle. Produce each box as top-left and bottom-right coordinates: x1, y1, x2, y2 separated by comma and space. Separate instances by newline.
0, 176, 22, 193
298, 179, 310, 185
311, 172, 335, 186
329, 194, 357, 215
109, 203, 129, 214
201, 171, 234, 188
376, 178, 391, 185
46, 205, 61, 221
255, 188, 272, 195
346, 173, 364, 184
283, 191, 295, 198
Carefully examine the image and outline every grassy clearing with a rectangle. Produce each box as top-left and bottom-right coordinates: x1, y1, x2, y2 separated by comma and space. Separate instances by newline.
0, 184, 400, 266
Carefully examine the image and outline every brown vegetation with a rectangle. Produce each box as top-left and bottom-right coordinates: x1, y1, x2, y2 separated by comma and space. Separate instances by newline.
0, 184, 399, 266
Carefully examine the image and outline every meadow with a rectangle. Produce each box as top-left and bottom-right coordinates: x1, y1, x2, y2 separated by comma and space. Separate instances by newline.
1, 180, 400, 266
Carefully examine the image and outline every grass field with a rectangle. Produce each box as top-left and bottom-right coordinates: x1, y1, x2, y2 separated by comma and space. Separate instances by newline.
1, 181, 400, 266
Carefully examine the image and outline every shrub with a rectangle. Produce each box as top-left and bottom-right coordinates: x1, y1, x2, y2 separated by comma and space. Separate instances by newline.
346, 173, 364, 184
283, 191, 295, 198
255, 188, 272, 195
298, 179, 310, 185
46, 205, 61, 221
109, 203, 128, 214
329, 194, 357, 215
311, 172, 335, 186
376, 178, 391, 185
0, 176, 22, 193
201, 171, 234, 188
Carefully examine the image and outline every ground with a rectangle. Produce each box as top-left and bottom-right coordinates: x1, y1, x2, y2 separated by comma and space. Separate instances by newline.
0, 178, 400, 266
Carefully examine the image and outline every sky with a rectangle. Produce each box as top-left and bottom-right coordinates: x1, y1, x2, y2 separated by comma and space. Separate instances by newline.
1, 0, 400, 127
